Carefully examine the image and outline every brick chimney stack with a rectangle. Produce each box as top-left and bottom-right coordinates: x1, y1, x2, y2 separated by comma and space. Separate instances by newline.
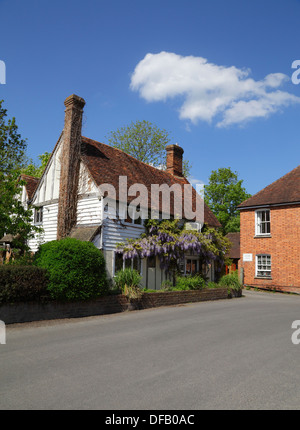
57, 94, 85, 240
166, 144, 184, 177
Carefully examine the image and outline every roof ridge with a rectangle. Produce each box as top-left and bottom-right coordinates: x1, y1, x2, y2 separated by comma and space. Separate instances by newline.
238, 164, 300, 208
20, 174, 40, 181
81, 135, 187, 182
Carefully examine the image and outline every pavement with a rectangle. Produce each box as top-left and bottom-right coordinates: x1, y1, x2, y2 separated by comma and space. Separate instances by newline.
1, 289, 300, 410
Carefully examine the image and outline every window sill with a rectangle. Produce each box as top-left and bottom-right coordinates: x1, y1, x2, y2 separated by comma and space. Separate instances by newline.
254, 234, 272, 238
254, 276, 272, 280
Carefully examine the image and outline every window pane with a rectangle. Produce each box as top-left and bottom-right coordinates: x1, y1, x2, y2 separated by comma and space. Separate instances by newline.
134, 216, 142, 225
256, 210, 270, 235
115, 253, 123, 273
132, 257, 141, 273
191, 260, 197, 275
257, 254, 271, 277
148, 256, 156, 268
125, 259, 131, 269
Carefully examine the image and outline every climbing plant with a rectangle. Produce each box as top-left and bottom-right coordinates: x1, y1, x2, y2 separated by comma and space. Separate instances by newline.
116, 219, 230, 283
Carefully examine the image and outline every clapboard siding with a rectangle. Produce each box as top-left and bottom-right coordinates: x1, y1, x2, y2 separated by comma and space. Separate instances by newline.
28, 203, 59, 252
102, 218, 145, 251
76, 196, 102, 225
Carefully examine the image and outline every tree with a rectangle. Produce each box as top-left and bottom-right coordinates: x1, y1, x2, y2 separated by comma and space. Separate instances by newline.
204, 167, 251, 234
0, 99, 41, 251
21, 151, 51, 178
106, 119, 191, 177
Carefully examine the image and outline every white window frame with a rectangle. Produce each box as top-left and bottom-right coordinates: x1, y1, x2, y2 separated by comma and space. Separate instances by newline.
34, 207, 43, 225
256, 254, 272, 278
255, 209, 271, 236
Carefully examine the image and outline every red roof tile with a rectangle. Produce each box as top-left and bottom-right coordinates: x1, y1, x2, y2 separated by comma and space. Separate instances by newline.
238, 165, 300, 209
81, 136, 221, 228
20, 174, 39, 201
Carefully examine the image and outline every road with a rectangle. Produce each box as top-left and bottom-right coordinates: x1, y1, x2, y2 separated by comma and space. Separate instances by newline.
1, 290, 300, 410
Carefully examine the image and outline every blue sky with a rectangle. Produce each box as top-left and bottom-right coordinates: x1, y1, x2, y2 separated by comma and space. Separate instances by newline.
1, 0, 300, 195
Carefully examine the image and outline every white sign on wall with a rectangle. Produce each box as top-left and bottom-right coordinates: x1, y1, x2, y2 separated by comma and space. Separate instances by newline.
243, 253, 253, 262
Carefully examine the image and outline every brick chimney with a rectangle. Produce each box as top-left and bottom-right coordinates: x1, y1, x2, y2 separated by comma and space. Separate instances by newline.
166, 144, 184, 177
57, 94, 86, 240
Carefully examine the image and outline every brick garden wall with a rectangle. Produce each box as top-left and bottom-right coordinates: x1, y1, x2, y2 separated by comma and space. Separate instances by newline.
0, 288, 240, 325
240, 205, 300, 293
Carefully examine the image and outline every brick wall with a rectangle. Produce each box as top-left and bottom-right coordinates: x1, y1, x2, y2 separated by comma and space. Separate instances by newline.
0, 288, 239, 325
240, 205, 300, 293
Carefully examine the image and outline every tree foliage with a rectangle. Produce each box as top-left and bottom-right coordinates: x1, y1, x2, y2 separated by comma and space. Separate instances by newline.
204, 167, 251, 234
106, 119, 191, 177
21, 151, 51, 178
0, 99, 41, 250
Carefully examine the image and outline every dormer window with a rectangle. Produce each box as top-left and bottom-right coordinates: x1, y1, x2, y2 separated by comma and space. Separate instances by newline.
125, 205, 143, 226
255, 209, 270, 236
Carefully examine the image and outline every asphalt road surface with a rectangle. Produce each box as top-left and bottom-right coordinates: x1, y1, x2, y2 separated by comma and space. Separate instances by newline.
1, 289, 300, 410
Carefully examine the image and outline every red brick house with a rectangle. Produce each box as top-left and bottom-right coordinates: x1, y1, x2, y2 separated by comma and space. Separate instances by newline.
238, 165, 300, 293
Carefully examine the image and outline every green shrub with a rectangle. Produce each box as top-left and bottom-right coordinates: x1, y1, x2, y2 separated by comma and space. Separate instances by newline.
161, 275, 206, 291
114, 268, 142, 299
161, 279, 173, 290
175, 275, 206, 291
206, 281, 219, 289
0, 265, 49, 303
34, 238, 108, 301
218, 271, 241, 291
7, 252, 35, 266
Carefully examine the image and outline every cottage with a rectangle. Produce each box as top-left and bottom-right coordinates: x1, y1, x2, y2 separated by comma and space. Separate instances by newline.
238, 165, 300, 293
18, 94, 221, 289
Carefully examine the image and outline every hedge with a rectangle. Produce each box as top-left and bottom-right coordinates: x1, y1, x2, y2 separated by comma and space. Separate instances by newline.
34, 238, 108, 301
0, 265, 49, 304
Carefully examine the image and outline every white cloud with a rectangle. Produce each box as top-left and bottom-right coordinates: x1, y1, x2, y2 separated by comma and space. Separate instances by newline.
130, 52, 300, 127
188, 176, 205, 186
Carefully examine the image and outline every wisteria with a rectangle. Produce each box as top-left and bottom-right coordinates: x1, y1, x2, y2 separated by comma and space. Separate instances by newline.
116, 219, 230, 276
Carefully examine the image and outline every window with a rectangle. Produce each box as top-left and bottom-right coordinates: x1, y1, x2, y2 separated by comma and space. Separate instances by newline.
125, 205, 143, 225
185, 257, 200, 276
147, 256, 156, 268
113, 252, 142, 276
256, 210, 270, 235
114, 252, 124, 274
34, 207, 43, 224
256, 254, 271, 278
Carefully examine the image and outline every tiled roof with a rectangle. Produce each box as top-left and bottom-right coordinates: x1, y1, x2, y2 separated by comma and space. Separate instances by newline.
225, 232, 240, 259
20, 174, 40, 200
238, 165, 300, 209
80, 136, 221, 228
